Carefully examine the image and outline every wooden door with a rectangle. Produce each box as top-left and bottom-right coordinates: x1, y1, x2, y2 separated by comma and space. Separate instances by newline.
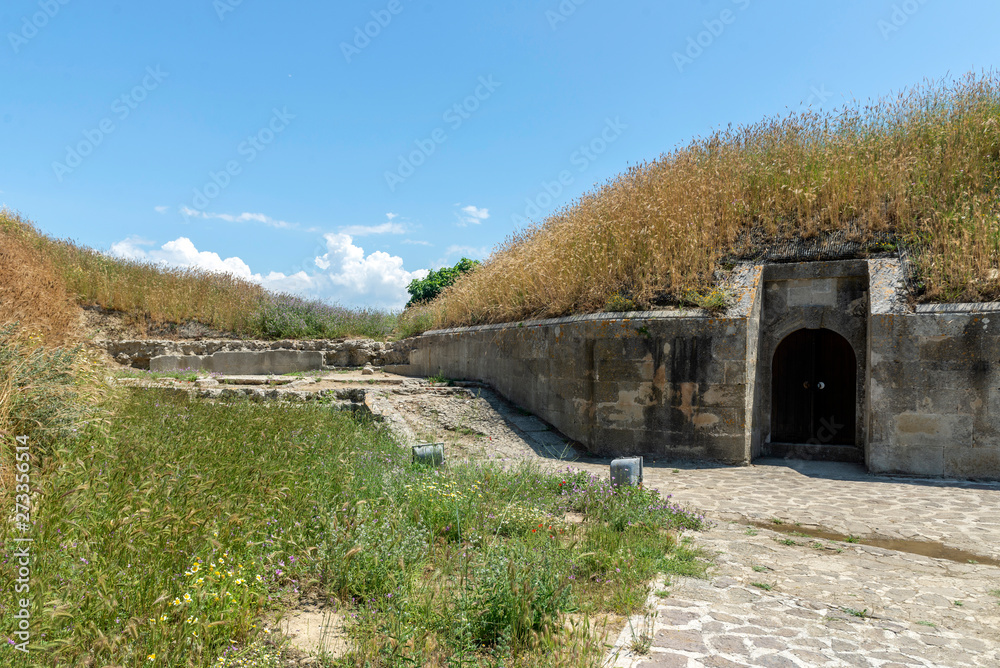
771, 328, 856, 446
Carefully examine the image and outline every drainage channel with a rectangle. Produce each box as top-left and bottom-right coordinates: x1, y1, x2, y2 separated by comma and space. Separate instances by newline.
746, 520, 1000, 567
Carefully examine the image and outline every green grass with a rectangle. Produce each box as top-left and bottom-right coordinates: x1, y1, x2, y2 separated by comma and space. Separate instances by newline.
114, 367, 206, 382
842, 607, 869, 619
0, 389, 708, 667
750, 582, 773, 591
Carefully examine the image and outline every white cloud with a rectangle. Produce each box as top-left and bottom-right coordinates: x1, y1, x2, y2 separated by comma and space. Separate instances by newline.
108, 233, 426, 310
457, 204, 490, 226
432, 244, 490, 270
386, 212, 398, 220
339, 222, 406, 236
179, 207, 298, 230
154, 206, 169, 214
316, 233, 428, 308
111, 236, 257, 279
109, 236, 155, 260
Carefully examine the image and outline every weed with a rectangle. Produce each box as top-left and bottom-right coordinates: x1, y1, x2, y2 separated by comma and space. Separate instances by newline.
917, 621, 936, 628
770, 518, 785, 525
954, 600, 964, 607
744, 528, 758, 536
751, 582, 773, 591
777, 538, 798, 546
842, 607, 869, 618
751, 565, 768, 573
427, 371, 451, 385
846, 535, 860, 543
654, 589, 670, 598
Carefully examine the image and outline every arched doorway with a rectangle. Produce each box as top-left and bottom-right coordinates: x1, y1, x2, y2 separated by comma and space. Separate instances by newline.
771, 328, 857, 448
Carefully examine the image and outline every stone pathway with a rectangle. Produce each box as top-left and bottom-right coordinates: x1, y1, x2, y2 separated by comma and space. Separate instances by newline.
598, 462, 1000, 667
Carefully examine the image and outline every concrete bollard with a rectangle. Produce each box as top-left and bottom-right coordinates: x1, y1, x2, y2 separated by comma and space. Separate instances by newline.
610, 456, 643, 487
412, 443, 445, 467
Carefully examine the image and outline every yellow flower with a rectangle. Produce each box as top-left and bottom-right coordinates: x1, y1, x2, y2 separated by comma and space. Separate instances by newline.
148, 654, 156, 661
191, 563, 200, 573
171, 598, 181, 606
183, 593, 192, 602
160, 615, 167, 622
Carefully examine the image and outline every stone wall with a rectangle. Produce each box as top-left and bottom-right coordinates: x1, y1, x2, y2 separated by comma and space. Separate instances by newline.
390, 312, 752, 463
868, 308, 1000, 478
103, 338, 414, 369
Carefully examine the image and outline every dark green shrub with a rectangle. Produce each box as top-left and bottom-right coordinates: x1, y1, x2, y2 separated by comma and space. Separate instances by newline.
406, 258, 480, 307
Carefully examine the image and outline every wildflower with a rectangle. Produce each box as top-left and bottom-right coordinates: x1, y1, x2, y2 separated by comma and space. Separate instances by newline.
148, 654, 156, 661
171, 598, 181, 606
183, 593, 192, 602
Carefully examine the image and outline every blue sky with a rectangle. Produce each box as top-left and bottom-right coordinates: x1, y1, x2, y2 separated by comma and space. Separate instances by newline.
2, 0, 999, 309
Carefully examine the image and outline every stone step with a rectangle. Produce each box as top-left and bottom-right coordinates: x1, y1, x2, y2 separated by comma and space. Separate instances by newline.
765, 442, 865, 463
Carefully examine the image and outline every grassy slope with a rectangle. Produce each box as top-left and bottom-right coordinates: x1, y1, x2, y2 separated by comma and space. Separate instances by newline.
426, 72, 1000, 328
0, 209, 400, 342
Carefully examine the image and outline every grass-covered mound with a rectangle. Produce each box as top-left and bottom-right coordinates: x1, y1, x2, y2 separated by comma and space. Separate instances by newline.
0, 209, 400, 341
425, 72, 1000, 328
0, 390, 706, 667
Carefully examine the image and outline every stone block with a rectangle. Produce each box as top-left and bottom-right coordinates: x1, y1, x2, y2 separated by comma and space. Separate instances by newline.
894, 412, 973, 447
787, 278, 837, 307
706, 434, 749, 464
724, 360, 746, 384
596, 357, 655, 382
711, 330, 746, 361
596, 402, 648, 429
944, 447, 1000, 479
150, 355, 207, 372
701, 384, 745, 408
886, 444, 945, 476
589, 427, 637, 456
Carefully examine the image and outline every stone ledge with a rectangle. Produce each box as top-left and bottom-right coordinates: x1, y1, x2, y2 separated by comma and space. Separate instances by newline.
915, 302, 1000, 313
423, 309, 714, 336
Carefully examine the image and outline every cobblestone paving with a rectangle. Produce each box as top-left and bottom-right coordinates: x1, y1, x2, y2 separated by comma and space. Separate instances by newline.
601, 460, 1000, 668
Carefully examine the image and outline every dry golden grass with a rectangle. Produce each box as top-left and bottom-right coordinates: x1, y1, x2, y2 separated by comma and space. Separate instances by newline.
1, 207, 269, 336
429, 72, 1000, 328
0, 210, 79, 345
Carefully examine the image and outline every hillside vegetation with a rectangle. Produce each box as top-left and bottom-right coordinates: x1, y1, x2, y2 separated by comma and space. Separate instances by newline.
0, 208, 400, 342
424, 72, 1000, 328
